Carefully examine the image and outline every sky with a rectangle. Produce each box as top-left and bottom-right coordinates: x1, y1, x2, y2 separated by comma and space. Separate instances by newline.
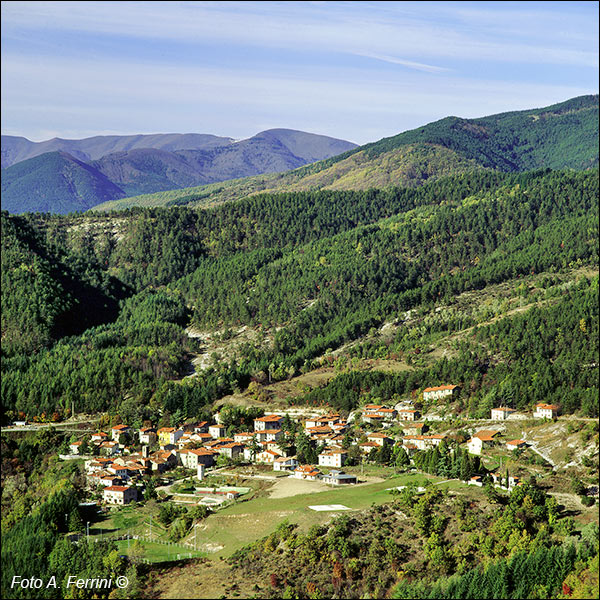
1, 1, 598, 145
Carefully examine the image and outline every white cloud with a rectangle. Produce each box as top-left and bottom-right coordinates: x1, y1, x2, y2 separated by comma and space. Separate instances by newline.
2, 1, 598, 67
2, 53, 594, 143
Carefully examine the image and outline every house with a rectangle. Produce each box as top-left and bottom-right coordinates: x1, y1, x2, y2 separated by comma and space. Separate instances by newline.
533, 403, 559, 419
111, 424, 131, 441
401, 422, 428, 436
69, 441, 82, 455
273, 456, 299, 471
305, 414, 341, 429
208, 424, 227, 439
179, 448, 218, 469
306, 425, 334, 437
254, 429, 283, 442
103, 485, 138, 505
359, 441, 380, 454
331, 421, 348, 434
362, 413, 385, 425
255, 449, 281, 464
234, 432, 255, 444
91, 432, 108, 443
318, 449, 348, 468
321, 470, 357, 485
491, 473, 522, 489
126, 463, 147, 479
506, 439, 528, 451
192, 421, 209, 434
107, 464, 129, 479
491, 407, 516, 421
467, 430, 500, 455
216, 442, 245, 460
423, 385, 460, 401
150, 450, 177, 472
99, 441, 120, 456
254, 415, 284, 431
85, 458, 113, 474
294, 465, 322, 480
138, 427, 157, 445
402, 434, 446, 451
205, 437, 234, 450
367, 432, 393, 447
98, 475, 123, 487
157, 427, 183, 446
397, 409, 420, 421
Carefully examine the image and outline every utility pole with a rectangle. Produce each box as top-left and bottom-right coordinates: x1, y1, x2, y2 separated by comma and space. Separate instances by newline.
86, 522, 90, 540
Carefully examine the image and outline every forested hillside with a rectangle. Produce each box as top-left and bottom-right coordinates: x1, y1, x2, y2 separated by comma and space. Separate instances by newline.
2, 169, 597, 422
1, 152, 127, 214
93, 95, 599, 211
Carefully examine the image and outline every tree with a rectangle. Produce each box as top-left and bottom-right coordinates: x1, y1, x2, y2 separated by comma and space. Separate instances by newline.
67, 509, 84, 533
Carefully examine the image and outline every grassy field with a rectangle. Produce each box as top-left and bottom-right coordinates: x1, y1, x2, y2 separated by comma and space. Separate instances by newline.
114, 539, 206, 563
190, 472, 437, 557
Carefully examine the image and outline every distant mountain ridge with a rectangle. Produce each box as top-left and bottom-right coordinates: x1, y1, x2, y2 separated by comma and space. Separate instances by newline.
0, 132, 235, 168
91, 94, 599, 212
1, 129, 358, 214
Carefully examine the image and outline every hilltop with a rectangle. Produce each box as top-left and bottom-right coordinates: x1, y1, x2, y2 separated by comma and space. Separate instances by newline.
1, 129, 357, 214
92, 94, 599, 212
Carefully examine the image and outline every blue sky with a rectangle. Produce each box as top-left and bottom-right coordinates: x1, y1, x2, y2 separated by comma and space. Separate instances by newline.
1, 1, 598, 144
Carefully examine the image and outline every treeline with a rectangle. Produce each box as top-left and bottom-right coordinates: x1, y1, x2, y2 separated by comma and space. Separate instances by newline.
392, 545, 581, 599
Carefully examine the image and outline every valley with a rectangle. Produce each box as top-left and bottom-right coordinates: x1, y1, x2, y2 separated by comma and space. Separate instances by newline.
1, 96, 598, 600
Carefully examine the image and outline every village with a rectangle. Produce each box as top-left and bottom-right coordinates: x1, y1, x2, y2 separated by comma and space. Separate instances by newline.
61, 384, 563, 507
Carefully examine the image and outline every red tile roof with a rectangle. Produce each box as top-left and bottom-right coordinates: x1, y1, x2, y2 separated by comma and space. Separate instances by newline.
424, 385, 458, 392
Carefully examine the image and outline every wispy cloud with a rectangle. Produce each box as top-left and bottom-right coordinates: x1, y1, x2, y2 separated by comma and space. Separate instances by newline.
1, 1, 598, 142
357, 53, 451, 74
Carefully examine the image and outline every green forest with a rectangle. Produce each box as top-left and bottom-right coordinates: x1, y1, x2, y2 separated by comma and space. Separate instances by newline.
1, 168, 598, 421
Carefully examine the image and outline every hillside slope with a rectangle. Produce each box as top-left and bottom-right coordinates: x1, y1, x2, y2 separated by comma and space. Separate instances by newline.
1, 151, 127, 214
92, 94, 599, 212
1, 129, 357, 212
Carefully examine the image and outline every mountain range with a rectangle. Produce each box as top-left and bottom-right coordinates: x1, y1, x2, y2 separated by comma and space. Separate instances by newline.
2, 95, 598, 215
92, 94, 599, 212
1, 130, 357, 214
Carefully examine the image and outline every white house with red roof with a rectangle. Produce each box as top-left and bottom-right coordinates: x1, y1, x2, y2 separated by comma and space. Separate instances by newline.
397, 409, 420, 421
318, 449, 348, 468
367, 432, 394, 446
103, 485, 137, 505
294, 465, 322, 480
491, 407, 516, 421
533, 403, 559, 419
111, 424, 131, 441
467, 430, 500, 455
254, 415, 284, 431
69, 441, 83, 455
423, 385, 459, 401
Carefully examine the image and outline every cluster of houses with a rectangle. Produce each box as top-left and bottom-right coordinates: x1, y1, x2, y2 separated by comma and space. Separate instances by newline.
491, 403, 560, 420
68, 383, 557, 506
